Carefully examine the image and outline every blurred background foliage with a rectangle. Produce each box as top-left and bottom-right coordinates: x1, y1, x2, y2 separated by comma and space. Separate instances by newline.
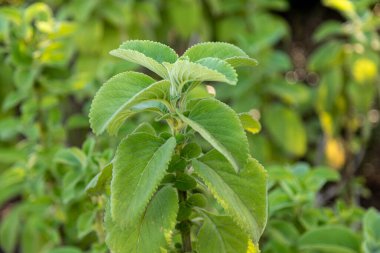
0, 0, 380, 252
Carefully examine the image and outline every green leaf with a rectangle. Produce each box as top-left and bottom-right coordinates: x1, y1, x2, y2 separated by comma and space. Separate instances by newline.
180, 142, 202, 160
193, 150, 268, 243
110, 40, 178, 77
13, 67, 38, 92
21, 217, 43, 253
197, 212, 250, 253
266, 220, 299, 246
196, 58, 237, 84
177, 202, 192, 221
363, 208, 380, 253
85, 163, 112, 196
106, 186, 179, 253
163, 59, 237, 86
263, 104, 307, 156
89, 71, 170, 135
111, 133, 176, 227
313, 20, 343, 42
239, 113, 261, 134
183, 42, 258, 67
0, 167, 25, 206
174, 173, 197, 191
2, 91, 28, 111
299, 226, 361, 253
0, 208, 20, 253
77, 210, 96, 239
187, 193, 207, 208
47, 247, 82, 253
308, 41, 343, 71
132, 122, 156, 136
179, 98, 248, 172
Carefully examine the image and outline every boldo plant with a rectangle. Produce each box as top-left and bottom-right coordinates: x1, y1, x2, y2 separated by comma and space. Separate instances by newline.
87, 40, 268, 253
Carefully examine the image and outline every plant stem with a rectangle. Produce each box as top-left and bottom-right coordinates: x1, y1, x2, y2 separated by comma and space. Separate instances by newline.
178, 190, 192, 252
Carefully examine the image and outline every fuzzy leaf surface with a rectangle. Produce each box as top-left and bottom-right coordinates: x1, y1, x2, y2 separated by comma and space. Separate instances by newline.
193, 150, 267, 243
183, 42, 257, 67
164, 59, 237, 86
106, 186, 179, 253
111, 133, 176, 227
197, 212, 250, 253
110, 40, 178, 77
179, 98, 248, 172
89, 71, 170, 135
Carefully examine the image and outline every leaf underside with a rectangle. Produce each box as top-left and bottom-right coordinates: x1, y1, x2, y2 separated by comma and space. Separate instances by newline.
163, 59, 237, 86
183, 42, 258, 67
110, 40, 178, 77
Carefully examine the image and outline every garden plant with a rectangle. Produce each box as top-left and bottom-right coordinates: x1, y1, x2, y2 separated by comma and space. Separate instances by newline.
1, 1, 380, 253
88, 40, 267, 253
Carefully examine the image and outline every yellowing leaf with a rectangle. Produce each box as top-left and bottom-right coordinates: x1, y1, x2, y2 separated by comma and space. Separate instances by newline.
325, 137, 345, 170
352, 58, 377, 83
247, 240, 259, 253
323, 0, 355, 14
319, 111, 334, 136
239, 113, 261, 134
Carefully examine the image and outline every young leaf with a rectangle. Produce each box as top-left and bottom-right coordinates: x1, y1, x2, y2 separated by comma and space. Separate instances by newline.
179, 98, 249, 172
89, 71, 170, 135
183, 42, 258, 67
298, 226, 361, 253
239, 113, 261, 134
132, 122, 156, 136
85, 162, 112, 196
106, 186, 179, 253
163, 59, 236, 86
196, 57, 237, 84
197, 212, 251, 253
111, 133, 176, 227
180, 142, 202, 160
110, 40, 178, 77
193, 150, 267, 243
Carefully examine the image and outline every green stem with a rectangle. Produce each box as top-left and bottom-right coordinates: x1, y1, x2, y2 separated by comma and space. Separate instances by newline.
178, 189, 192, 252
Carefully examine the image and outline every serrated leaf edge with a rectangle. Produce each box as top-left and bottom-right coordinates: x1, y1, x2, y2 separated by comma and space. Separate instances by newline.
192, 158, 264, 243
119, 40, 179, 61
111, 135, 176, 228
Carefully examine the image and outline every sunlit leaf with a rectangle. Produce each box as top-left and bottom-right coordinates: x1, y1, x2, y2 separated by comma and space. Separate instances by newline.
89, 71, 170, 135
110, 40, 178, 77
183, 42, 257, 67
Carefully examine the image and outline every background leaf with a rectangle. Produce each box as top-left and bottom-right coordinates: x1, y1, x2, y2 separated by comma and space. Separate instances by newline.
298, 226, 361, 253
